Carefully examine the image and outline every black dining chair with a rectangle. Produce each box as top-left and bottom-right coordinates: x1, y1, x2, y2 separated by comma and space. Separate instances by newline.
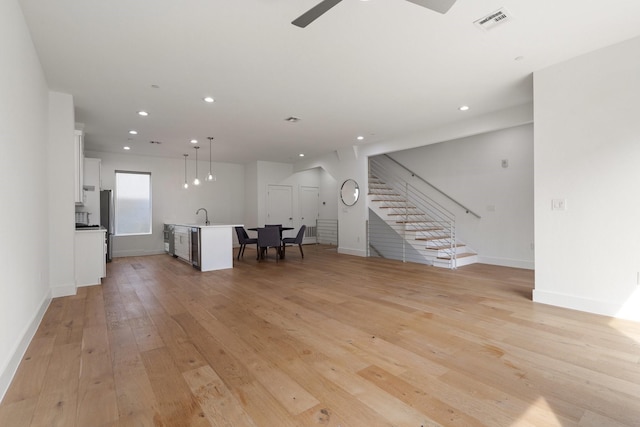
257, 226, 282, 261
282, 225, 306, 258
265, 223, 284, 243
234, 226, 258, 260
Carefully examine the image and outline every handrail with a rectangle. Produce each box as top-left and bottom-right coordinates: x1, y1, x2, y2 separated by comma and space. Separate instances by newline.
384, 154, 481, 219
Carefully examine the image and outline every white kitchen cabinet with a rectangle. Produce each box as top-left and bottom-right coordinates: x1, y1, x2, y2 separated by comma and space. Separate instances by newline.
82, 158, 101, 225
84, 157, 101, 190
74, 130, 84, 205
174, 226, 190, 261
75, 229, 106, 287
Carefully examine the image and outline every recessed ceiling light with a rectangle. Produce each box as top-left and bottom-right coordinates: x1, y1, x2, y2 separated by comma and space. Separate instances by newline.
459, 105, 470, 111
151, 84, 160, 89
138, 111, 149, 116
203, 96, 215, 103
190, 139, 198, 144
285, 116, 300, 123
357, 136, 364, 140
123, 146, 131, 150
129, 130, 138, 135
299, 153, 305, 157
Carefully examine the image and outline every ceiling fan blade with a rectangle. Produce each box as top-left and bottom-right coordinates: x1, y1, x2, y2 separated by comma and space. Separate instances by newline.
405, 0, 457, 14
292, 0, 343, 28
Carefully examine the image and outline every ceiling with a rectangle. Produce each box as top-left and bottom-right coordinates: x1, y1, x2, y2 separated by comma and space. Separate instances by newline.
19, 0, 640, 164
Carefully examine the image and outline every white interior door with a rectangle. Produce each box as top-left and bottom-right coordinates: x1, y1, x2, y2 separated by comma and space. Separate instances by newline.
300, 186, 319, 244
266, 185, 293, 237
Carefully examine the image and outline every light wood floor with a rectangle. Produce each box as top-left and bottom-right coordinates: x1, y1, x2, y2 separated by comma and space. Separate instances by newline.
1, 245, 640, 427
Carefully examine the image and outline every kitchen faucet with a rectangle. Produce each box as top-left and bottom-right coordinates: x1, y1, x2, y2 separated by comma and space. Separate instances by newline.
196, 208, 210, 225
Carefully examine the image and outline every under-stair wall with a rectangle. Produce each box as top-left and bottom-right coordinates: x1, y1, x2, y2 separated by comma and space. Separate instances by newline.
386, 125, 535, 269
368, 210, 433, 265
368, 155, 478, 268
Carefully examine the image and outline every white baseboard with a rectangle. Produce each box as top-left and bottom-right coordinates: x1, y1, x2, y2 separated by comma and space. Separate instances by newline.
338, 247, 367, 257
0, 294, 51, 402
532, 289, 640, 322
113, 249, 166, 258
478, 256, 534, 270
50, 282, 76, 298
77, 281, 102, 288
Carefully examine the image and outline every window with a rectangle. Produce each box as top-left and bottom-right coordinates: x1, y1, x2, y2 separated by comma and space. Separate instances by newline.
115, 171, 152, 235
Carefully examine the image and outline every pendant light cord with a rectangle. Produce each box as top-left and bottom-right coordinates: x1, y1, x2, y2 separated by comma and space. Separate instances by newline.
183, 154, 189, 189
207, 136, 214, 180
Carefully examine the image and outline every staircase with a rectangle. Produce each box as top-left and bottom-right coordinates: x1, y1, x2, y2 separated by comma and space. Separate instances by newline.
368, 158, 477, 269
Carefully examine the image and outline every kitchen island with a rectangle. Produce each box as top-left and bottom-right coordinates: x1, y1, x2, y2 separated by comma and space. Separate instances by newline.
169, 223, 242, 272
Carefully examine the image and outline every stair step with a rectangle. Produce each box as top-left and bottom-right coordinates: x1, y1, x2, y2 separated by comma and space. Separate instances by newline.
371, 199, 406, 203
379, 206, 416, 209
387, 213, 426, 217
369, 195, 402, 199
395, 220, 434, 224
427, 243, 465, 250
437, 252, 476, 260
397, 220, 444, 225
415, 235, 450, 241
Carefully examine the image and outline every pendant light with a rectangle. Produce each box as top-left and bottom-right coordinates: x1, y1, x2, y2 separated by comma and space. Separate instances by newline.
193, 146, 200, 186
182, 154, 189, 189
206, 136, 216, 182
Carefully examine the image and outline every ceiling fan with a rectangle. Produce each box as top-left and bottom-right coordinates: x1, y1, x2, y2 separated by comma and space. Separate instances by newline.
292, 0, 458, 28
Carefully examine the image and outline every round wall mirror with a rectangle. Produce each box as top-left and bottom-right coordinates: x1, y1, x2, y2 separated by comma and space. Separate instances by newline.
340, 179, 360, 206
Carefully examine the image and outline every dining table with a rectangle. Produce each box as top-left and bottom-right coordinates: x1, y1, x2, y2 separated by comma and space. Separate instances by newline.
248, 226, 294, 259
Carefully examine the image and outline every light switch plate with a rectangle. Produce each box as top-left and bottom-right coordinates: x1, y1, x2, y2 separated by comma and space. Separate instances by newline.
552, 199, 567, 211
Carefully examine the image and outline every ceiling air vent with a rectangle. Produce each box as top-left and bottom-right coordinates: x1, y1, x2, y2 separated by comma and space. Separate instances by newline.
474, 7, 512, 31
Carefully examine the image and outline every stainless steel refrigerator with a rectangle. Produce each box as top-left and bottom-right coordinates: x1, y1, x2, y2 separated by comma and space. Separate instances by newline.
100, 190, 114, 262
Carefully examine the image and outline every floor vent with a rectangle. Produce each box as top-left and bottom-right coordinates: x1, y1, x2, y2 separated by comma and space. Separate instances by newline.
305, 225, 317, 238
474, 8, 512, 31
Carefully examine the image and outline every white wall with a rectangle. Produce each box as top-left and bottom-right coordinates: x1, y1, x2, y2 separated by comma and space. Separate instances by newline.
296, 105, 535, 258
534, 36, 640, 321
87, 150, 245, 257
318, 168, 338, 221
48, 92, 76, 296
0, 0, 53, 399
388, 124, 535, 269
334, 146, 370, 256
251, 161, 330, 238
244, 162, 258, 229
